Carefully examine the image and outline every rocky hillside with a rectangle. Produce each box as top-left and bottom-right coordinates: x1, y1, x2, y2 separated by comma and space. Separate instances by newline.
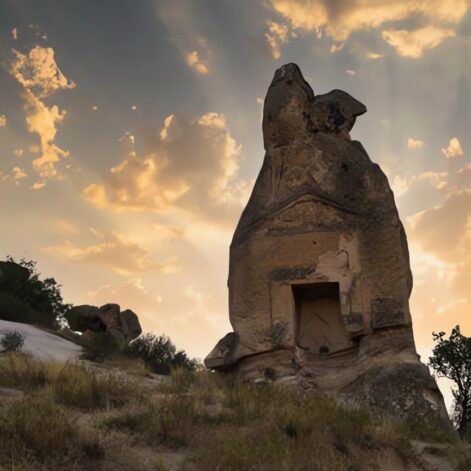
0, 349, 470, 471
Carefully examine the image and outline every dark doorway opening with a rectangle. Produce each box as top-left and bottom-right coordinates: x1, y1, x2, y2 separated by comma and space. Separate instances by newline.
293, 282, 350, 354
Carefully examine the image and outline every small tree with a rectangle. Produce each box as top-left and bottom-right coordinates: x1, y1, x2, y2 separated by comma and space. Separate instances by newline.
1, 256, 71, 328
429, 325, 471, 437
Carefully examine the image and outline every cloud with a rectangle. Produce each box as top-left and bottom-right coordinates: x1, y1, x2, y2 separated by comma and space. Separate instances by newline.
13, 148, 23, 157
345, 69, 356, 76
84, 112, 250, 226
10, 46, 75, 98
382, 27, 455, 58
43, 228, 181, 276
12, 166, 27, 181
30, 181, 46, 190
407, 138, 424, 149
88, 278, 162, 319
409, 189, 471, 297
391, 171, 449, 198
265, 20, 291, 59
186, 50, 209, 74
9, 46, 75, 179
267, 0, 468, 56
442, 137, 464, 159
366, 52, 385, 59
0, 115, 6, 127
23, 91, 69, 178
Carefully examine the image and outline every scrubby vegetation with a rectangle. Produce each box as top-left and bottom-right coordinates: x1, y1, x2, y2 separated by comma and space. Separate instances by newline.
0, 330, 25, 352
0, 257, 71, 328
125, 333, 199, 374
1, 352, 471, 470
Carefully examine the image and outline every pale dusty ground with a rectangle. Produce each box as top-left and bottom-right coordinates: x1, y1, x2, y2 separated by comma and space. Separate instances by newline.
0, 320, 82, 362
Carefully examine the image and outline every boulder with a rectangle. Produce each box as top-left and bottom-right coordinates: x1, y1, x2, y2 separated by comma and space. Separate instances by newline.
99, 304, 122, 331
68, 303, 142, 346
121, 309, 142, 342
66, 305, 107, 332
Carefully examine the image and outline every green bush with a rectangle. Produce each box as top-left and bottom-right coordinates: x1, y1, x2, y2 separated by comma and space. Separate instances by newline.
126, 333, 198, 374
0, 330, 25, 352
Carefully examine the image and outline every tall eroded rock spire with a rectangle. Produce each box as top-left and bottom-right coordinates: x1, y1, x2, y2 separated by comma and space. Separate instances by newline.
206, 63, 449, 425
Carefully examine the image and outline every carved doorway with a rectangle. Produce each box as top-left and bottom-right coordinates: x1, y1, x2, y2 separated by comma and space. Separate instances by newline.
293, 282, 350, 354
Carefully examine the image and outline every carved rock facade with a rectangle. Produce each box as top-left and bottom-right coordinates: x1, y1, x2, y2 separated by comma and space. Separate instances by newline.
205, 63, 448, 422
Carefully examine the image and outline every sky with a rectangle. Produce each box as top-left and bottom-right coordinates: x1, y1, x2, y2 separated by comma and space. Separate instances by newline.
0, 0, 470, 409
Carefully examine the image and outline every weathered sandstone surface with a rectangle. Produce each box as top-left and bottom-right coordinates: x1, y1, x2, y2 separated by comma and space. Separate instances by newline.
206, 63, 448, 423
66, 303, 142, 344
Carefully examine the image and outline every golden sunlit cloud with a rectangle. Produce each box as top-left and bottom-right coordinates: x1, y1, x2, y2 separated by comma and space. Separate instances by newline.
366, 52, 385, 60
43, 227, 181, 276
267, 0, 468, 56
382, 26, 455, 58
409, 189, 471, 297
9, 46, 75, 179
186, 51, 209, 74
84, 112, 250, 226
12, 166, 27, 181
88, 278, 162, 317
10, 46, 75, 98
13, 148, 24, 156
442, 137, 464, 159
23, 91, 69, 178
265, 20, 291, 59
0, 115, 6, 127
408, 138, 424, 149
30, 181, 46, 190
391, 171, 449, 198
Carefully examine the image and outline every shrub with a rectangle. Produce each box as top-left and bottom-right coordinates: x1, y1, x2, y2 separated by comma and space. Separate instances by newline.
0, 330, 25, 352
126, 333, 198, 374
82, 330, 124, 362
101, 393, 197, 447
0, 394, 78, 463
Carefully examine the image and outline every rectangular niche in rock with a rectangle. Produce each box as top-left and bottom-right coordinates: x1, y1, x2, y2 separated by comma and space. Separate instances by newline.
293, 282, 351, 355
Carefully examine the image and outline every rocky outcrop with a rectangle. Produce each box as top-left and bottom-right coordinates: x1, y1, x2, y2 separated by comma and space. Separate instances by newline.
205, 63, 449, 426
66, 303, 142, 344
121, 309, 142, 344
66, 305, 107, 333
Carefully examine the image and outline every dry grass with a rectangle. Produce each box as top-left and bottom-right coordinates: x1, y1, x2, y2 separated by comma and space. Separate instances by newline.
0, 353, 144, 410
1, 354, 470, 470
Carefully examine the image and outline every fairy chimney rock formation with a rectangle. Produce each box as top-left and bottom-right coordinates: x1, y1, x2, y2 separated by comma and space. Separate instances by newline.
205, 63, 449, 422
